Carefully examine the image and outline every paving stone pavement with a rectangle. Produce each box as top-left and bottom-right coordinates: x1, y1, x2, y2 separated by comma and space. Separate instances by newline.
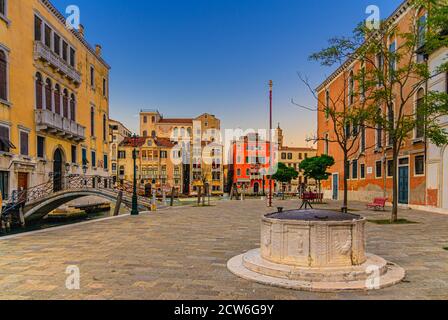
0, 199, 447, 300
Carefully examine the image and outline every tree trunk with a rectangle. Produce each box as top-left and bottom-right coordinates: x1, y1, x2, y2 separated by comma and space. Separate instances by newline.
342, 153, 349, 213
391, 145, 399, 223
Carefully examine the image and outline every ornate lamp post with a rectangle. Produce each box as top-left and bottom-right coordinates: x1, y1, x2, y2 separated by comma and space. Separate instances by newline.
131, 134, 139, 216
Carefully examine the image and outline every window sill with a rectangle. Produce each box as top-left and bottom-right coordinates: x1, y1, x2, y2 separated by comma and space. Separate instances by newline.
0, 98, 12, 107
0, 14, 11, 26
412, 138, 424, 145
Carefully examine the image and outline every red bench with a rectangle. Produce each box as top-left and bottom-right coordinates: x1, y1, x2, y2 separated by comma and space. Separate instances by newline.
367, 198, 387, 211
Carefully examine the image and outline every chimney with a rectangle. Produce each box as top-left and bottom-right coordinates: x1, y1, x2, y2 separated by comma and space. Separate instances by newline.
78, 24, 85, 37
95, 44, 102, 56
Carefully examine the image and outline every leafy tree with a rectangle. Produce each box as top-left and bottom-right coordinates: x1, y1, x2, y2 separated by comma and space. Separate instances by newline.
299, 155, 335, 196
272, 163, 299, 198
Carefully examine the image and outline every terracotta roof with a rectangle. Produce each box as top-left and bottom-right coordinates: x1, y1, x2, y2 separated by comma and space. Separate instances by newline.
119, 137, 147, 147
155, 138, 176, 148
158, 118, 193, 124
280, 147, 316, 152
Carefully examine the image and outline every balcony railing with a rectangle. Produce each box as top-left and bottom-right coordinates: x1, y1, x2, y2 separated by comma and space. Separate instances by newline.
35, 109, 86, 142
34, 41, 82, 85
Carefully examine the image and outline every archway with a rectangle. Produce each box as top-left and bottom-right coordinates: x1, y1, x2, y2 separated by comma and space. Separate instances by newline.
53, 148, 64, 192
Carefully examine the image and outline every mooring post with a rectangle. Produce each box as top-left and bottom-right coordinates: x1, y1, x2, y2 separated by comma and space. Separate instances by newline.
19, 206, 26, 228
114, 191, 123, 216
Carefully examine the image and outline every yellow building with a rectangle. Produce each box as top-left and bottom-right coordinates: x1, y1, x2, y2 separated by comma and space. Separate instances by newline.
276, 125, 317, 192
0, 0, 110, 200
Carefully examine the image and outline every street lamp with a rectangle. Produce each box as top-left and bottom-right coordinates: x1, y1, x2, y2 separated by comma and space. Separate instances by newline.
131, 134, 139, 216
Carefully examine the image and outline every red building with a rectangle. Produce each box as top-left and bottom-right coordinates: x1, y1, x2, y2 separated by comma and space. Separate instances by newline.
231, 134, 276, 195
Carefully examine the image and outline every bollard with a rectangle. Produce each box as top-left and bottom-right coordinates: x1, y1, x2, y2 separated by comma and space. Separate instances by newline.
114, 191, 123, 216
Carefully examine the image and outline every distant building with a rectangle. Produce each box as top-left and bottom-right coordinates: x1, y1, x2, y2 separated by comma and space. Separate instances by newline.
109, 119, 132, 184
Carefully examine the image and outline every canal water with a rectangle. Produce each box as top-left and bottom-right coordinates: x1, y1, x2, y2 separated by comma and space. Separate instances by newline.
0, 199, 128, 238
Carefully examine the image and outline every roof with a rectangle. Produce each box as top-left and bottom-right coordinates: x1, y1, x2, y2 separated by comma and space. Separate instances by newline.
41, 0, 111, 70
119, 137, 177, 148
315, 0, 410, 92
280, 147, 316, 152
158, 118, 193, 124
109, 119, 132, 132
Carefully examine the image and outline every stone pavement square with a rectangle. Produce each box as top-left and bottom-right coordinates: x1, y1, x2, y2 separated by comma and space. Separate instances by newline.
0, 199, 447, 300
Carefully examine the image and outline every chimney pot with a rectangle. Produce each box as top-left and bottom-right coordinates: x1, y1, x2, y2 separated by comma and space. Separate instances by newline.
95, 44, 102, 56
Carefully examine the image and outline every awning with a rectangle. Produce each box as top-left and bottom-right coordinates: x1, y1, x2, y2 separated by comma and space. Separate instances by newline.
0, 137, 16, 151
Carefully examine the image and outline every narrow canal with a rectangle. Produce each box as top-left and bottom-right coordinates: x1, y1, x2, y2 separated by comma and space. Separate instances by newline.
0, 198, 128, 238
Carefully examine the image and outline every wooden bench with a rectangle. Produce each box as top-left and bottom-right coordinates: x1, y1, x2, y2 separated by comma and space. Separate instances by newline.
367, 198, 387, 211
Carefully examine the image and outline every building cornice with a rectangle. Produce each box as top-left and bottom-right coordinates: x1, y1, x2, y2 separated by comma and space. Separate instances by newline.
40, 0, 111, 70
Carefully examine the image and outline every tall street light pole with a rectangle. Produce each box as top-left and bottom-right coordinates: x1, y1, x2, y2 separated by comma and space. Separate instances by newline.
131, 134, 139, 216
268, 80, 273, 208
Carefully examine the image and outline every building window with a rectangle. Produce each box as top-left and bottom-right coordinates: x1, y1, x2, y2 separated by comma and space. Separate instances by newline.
324, 133, 329, 155
387, 105, 394, 146
237, 169, 241, 176
325, 90, 330, 119
103, 78, 107, 96
35, 15, 43, 41
63, 89, 69, 118
417, 14, 427, 49
118, 151, 126, 159
90, 106, 95, 136
143, 116, 147, 124
53, 84, 60, 115
160, 151, 167, 159
20, 131, 29, 156
0, 0, 5, 16
0, 49, 8, 103
288, 153, 293, 160
112, 163, 117, 172
62, 41, 68, 62
387, 160, 394, 177
0, 170, 9, 200
90, 66, 95, 88
103, 114, 107, 141
53, 33, 60, 56
389, 41, 396, 80
416, 88, 425, 139
37, 136, 45, 158
71, 145, 77, 164
352, 160, 358, 179
281, 153, 286, 160
143, 131, 147, 137
376, 161, 382, 178
91, 151, 96, 168
70, 94, 76, 121
348, 71, 354, 105
70, 47, 76, 68
360, 125, 366, 153
44, 79, 52, 110
376, 108, 383, 149
0, 125, 12, 153
43, 24, 51, 47
35, 73, 43, 109
82, 148, 88, 166
360, 164, 365, 179
415, 155, 425, 176
104, 155, 108, 170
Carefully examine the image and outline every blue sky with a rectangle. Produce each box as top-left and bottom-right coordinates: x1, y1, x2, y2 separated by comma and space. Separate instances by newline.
52, 0, 402, 146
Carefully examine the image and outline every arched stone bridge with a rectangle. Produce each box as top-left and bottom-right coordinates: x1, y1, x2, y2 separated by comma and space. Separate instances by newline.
5, 175, 153, 222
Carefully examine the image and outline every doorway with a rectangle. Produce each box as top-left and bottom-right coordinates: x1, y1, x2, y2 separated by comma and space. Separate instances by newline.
53, 148, 64, 192
332, 173, 339, 200
18, 172, 28, 192
398, 158, 409, 205
253, 182, 259, 194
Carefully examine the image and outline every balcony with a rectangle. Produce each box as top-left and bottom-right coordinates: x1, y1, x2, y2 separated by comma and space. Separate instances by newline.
35, 109, 86, 142
34, 41, 82, 85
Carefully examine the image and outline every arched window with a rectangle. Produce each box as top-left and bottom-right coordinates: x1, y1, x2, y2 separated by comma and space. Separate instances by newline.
180, 127, 185, 137
103, 114, 107, 141
187, 127, 192, 138
62, 89, 69, 118
143, 130, 147, 137
151, 130, 156, 138
70, 94, 76, 121
35, 73, 43, 109
45, 78, 52, 110
416, 88, 425, 139
90, 106, 95, 136
54, 84, 61, 115
173, 127, 178, 138
0, 50, 7, 101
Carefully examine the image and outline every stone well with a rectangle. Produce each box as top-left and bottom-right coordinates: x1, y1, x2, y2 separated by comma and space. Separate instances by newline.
227, 209, 405, 291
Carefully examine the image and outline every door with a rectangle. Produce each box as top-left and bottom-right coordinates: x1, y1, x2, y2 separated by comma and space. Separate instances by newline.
253, 182, 259, 194
53, 148, 63, 192
398, 166, 409, 204
332, 174, 338, 200
18, 172, 28, 191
